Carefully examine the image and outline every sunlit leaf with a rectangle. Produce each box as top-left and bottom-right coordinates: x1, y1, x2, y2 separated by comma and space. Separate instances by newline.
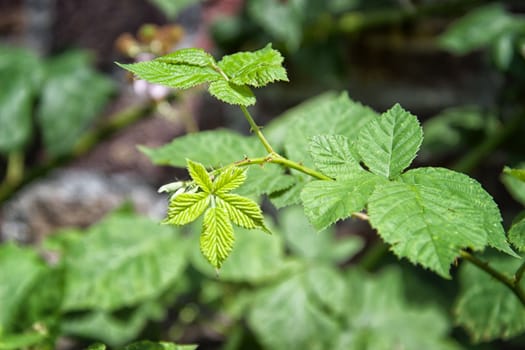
187, 159, 213, 193
218, 193, 268, 232
165, 192, 210, 225
208, 80, 256, 106
213, 166, 247, 194
309, 134, 362, 179
200, 206, 235, 268
357, 103, 423, 179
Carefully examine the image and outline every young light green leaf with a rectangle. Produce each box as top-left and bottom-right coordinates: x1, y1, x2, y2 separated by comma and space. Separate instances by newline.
208, 80, 256, 106
504, 166, 525, 182
301, 173, 384, 231
368, 167, 513, 278
309, 134, 362, 179
165, 192, 210, 225
218, 43, 288, 87
187, 159, 213, 193
508, 213, 525, 253
455, 256, 525, 342
213, 166, 247, 194
200, 206, 235, 268
155, 48, 216, 67
217, 193, 268, 232
117, 61, 221, 89
357, 103, 423, 179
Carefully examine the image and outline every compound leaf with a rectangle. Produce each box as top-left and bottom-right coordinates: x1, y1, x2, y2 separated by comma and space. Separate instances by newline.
208, 80, 256, 106
213, 166, 247, 194
309, 134, 362, 179
301, 173, 384, 231
368, 167, 513, 278
357, 104, 423, 179
117, 60, 221, 89
218, 193, 268, 232
165, 192, 210, 225
187, 159, 213, 193
156, 48, 216, 67
455, 256, 525, 342
218, 43, 288, 87
502, 163, 525, 207
200, 206, 234, 268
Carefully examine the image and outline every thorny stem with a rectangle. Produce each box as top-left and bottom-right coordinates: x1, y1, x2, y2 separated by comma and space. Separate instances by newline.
240, 105, 275, 155
460, 251, 525, 306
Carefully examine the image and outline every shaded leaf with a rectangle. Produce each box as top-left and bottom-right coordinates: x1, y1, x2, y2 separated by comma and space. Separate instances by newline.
0, 243, 45, 331
301, 173, 384, 231
148, 0, 199, 19
509, 213, 525, 253
218, 43, 288, 87
208, 80, 256, 106
62, 213, 188, 311
124, 340, 198, 350
502, 163, 525, 207
280, 206, 363, 264
165, 192, 210, 225
200, 206, 235, 268
439, 3, 522, 55
368, 167, 513, 278
235, 164, 296, 198
455, 256, 525, 342
38, 51, 114, 156
156, 48, 216, 67
140, 129, 264, 168
357, 103, 422, 179
269, 177, 305, 208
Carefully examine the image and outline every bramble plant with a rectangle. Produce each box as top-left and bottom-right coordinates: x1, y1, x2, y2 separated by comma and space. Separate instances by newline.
119, 41, 525, 318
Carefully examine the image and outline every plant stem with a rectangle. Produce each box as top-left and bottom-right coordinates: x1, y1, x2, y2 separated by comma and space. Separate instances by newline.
460, 250, 525, 306
239, 105, 275, 154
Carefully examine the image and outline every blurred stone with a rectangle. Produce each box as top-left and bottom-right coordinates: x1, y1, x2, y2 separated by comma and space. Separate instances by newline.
0, 170, 167, 243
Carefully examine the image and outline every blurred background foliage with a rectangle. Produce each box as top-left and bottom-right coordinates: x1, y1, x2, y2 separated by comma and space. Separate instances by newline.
1, 0, 525, 349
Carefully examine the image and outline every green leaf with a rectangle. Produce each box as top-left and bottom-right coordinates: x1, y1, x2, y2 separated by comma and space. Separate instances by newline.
455, 256, 525, 342
301, 173, 384, 231
491, 32, 515, 71
208, 80, 256, 106
213, 166, 247, 194
124, 340, 198, 350
335, 268, 459, 350
509, 213, 525, 253
156, 48, 216, 67
283, 92, 378, 169
0, 331, 49, 350
0, 47, 42, 154
269, 177, 305, 208
140, 129, 264, 168
247, 0, 306, 51
200, 206, 235, 268
117, 60, 221, 89
38, 50, 114, 156
280, 206, 364, 264
62, 301, 164, 347
0, 243, 45, 331
61, 213, 189, 311
147, 0, 199, 19
439, 3, 521, 55
502, 163, 525, 207
165, 192, 210, 225
248, 268, 342, 350
357, 103, 423, 179
218, 194, 268, 232
190, 222, 292, 283
187, 159, 213, 193
308, 135, 362, 179
504, 166, 525, 182
368, 167, 513, 278
235, 164, 296, 198
218, 43, 288, 87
